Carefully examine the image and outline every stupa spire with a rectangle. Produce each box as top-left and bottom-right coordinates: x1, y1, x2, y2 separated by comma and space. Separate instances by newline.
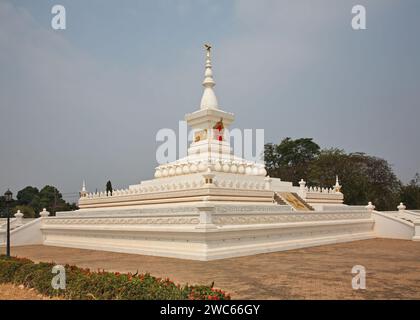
79, 180, 87, 198
200, 43, 219, 110
334, 175, 342, 193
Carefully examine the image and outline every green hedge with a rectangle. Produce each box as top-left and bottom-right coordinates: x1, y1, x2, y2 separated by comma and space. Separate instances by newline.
0, 255, 230, 300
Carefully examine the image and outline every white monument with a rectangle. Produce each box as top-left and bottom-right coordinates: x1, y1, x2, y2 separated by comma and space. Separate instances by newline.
3, 45, 419, 260
77, 44, 344, 212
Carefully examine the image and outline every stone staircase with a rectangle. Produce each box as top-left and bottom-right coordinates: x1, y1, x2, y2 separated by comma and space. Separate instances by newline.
273, 192, 287, 205
0, 218, 18, 231
387, 210, 420, 224
275, 192, 314, 211
1, 218, 36, 230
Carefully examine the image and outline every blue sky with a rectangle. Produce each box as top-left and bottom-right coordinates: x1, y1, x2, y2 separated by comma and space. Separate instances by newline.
1, 0, 419, 203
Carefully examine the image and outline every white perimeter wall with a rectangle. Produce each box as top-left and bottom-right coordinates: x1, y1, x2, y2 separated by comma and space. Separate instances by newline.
372, 212, 414, 240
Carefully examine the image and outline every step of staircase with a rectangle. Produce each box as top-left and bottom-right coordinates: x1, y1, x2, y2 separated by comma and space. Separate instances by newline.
275, 192, 314, 211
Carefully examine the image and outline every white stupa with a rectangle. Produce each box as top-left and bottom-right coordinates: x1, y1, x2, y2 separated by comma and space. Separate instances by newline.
3, 45, 418, 260
37, 45, 380, 261
78, 44, 343, 211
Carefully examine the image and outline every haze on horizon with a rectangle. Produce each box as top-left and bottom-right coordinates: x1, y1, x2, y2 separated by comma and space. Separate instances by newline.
0, 0, 419, 203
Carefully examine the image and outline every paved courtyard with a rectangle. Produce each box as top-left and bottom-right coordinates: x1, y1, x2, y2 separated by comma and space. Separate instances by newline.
2, 239, 420, 299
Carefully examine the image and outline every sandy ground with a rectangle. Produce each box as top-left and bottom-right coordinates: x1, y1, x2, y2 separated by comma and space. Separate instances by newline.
2, 238, 420, 299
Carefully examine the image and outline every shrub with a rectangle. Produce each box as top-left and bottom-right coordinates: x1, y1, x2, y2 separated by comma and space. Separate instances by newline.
12, 205, 36, 218
0, 255, 230, 300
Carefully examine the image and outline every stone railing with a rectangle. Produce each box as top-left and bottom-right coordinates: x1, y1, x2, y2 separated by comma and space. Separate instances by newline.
0, 218, 16, 230
82, 179, 205, 200
381, 203, 420, 224
296, 179, 343, 204
0, 210, 45, 231
305, 186, 338, 194
80, 172, 271, 201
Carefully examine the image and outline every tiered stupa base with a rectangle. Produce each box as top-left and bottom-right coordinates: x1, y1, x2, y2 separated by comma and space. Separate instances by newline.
47, 202, 375, 261
53, 44, 359, 261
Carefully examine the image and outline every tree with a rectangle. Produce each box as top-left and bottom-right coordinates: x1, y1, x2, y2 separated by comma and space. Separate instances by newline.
307, 150, 401, 210
17, 186, 41, 213
17, 186, 39, 205
400, 173, 420, 210
106, 180, 113, 196
306, 148, 353, 187
0, 196, 5, 215
12, 205, 36, 218
265, 138, 320, 184
264, 138, 403, 211
360, 153, 401, 210
2, 186, 77, 217
39, 185, 69, 216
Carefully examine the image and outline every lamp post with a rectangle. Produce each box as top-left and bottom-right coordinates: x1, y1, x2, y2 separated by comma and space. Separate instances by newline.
4, 189, 13, 258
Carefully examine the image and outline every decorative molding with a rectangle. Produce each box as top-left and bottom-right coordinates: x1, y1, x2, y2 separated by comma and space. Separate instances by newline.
213, 211, 371, 225
45, 216, 200, 226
